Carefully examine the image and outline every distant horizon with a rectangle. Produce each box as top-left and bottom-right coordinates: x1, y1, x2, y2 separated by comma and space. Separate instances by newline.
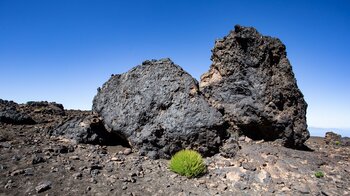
308, 126, 350, 137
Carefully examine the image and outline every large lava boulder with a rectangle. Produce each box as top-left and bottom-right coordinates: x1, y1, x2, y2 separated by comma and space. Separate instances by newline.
200, 25, 309, 147
93, 58, 227, 159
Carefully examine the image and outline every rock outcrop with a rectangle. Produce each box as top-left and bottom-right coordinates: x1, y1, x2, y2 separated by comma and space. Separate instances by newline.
324, 132, 341, 145
26, 101, 65, 116
200, 25, 309, 147
0, 99, 35, 125
51, 114, 122, 145
93, 58, 227, 159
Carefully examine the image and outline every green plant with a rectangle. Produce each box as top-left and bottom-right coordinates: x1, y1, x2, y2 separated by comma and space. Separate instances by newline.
169, 149, 206, 178
335, 141, 341, 145
315, 171, 324, 178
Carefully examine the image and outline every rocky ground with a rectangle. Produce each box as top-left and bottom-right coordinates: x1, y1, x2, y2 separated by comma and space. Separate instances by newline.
1, 108, 349, 196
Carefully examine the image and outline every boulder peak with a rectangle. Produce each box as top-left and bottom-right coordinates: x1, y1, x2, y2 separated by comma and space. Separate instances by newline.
200, 25, 309, 147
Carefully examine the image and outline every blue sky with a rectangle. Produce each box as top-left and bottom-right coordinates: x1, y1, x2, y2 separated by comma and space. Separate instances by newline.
0, 0, 349, 136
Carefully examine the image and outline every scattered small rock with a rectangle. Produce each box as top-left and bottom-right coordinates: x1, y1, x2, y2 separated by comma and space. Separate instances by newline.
123, 148, 132, 155
89, 178, 97, 184
73, 172, 83, 179
35, 181, 52, 193
0, 142, 11, 148
90, 169, 100, 176
4, 180, 14, 189
218, 183, 228, 191
11, 155, 21, 161
32, 155, 45, 164
293, 183, 310, 194
242, 162, 257, 171
70, 155, 80, 160
11, 169, 25, 176
24, 168, 34, 176
0, 164, 6, 170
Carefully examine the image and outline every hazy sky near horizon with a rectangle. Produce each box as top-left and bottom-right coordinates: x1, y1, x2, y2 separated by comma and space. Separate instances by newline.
0, 0, 349, 133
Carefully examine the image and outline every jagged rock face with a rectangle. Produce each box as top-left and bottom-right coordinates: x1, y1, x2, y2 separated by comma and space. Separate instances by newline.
200, 25, 309, 147
93, 58, 227, 159
0, 99, 35, 125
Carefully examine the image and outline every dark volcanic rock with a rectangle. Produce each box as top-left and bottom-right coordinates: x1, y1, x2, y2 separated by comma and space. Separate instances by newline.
220, 137, 240, 158
35, 181, 52, 193
0, 99, 35, 124
324, 132, 341, 144
26, 101, 65, 115
93, 58, 227, 159
200, 25, 309, 147
51, 114, 123, 145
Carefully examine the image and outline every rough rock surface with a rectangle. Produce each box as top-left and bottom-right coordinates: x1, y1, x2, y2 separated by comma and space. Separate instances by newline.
0, 99, 35, 125
51, 114, 124, 145
200, 25, 309, 147
93, 58, 227, 159
26, 101, 65, 116
324, 132, 341, 144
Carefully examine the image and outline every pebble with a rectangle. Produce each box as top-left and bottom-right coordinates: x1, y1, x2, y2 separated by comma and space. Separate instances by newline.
293, 183, 310, 194
218, 183, 228, 191
73, 172, 83, 179
4, 180, 14, 189
35, 181, 52, 193
11, 155, 21, 161
0, 164, 6, 170
123, 148, 132, 155
90, 164, 103, 170
255, 140, 264, 144
11, 169, 25, 176
128, 172, 137, 177
239, 136, 246, 141
226, 170, 242, 181
207, 182, 218, 188
234, 182, 249, 190
111, 157, 124, 162
51, 167, 59, 173
65, 166, 75, 171
90, 169, 100, 176
70, 155, 80, 160
245, 137, 252, 143
79, 166, 87, 171
0, 142, 11, 148
90, 178, 98, 184
197, 179, 206, 184
24, 168, 34, 176
32, 155, 45, 164
242, 162, 257, 171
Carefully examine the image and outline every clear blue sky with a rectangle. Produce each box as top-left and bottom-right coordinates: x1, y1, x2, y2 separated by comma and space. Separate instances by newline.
0, 0, 349, 136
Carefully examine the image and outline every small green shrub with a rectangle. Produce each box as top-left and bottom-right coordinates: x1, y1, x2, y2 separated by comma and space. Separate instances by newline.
335, 141, 341, 145
169, 149, 206, 178
315, 171, 324, 178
